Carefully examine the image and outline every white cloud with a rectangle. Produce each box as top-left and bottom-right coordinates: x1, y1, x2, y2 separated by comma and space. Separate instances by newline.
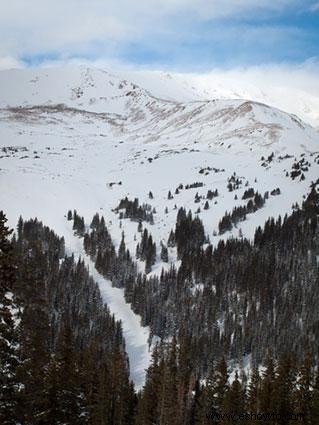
0, 56, 24, 70
0, 0, 317, 129
205, 61, 319, 101
0, 0, 303, 59
177, 60, 319, 126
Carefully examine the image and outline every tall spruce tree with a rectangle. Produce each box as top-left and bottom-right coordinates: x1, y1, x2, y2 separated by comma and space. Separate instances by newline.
159, 340, 179, 425
17, 241, 51, 424
54, 322, 86, 424
260, 351, 276, 415
136, 345, 163, 425
274, 352, 296, 425
295, 352, 313, 424
0, 211, 20, 425
247, 366, 261, 416
311, 365, 319, 425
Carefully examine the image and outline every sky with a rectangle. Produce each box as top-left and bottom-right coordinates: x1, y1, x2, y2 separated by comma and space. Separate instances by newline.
0, 0, 318, 71
0, 0, 319, 125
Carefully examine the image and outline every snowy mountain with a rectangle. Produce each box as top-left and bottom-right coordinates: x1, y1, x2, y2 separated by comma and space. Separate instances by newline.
1, 66, 318, 238
121, 68, 319, 129
0, 66, 318, 386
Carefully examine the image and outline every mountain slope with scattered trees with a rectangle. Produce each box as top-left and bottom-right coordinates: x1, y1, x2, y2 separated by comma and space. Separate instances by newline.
76, 180, 319, 378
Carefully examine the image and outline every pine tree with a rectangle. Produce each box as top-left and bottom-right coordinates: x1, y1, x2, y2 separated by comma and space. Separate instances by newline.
136, 345, 163, 425
160, 243, 168, 263
54, 323, 86, 424
17, 242, 51, 424
195, 364, 216, 425
167, 230, 176, 248
109, 346, 134, 425
90, 212, 100, 229
260, 351, 276, 414
194, 384, 211, 425
310, 363, 319, 425
214, 357, 228, 414
274, 352, 296, 425
190, 380, 202, 425
17, 215, 23, 240
159, 340, 179, 425
295, 352, 312, 424
0, 211, 20, 425
79, 342, 113, 425
223, 371, 244, 415
247, 366, 260, 414
118, 232, 126, 260
43, 355, 60, 424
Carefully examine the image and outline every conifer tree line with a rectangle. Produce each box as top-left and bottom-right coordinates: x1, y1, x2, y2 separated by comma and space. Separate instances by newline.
114, 197, 154, 224
79, 180, 319, 377
218, 191, 265, 234
0, 213, 135, 424
82, 212, 137, 287
137, 339, 319, 425
136, 229, 157, 273
2, 207, 319, 424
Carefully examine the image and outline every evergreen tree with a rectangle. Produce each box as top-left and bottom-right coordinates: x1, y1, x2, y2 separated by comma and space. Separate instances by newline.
0, 211, 20, 425
214, 357, 228, 414
274, 353, 296, 425
160, 243, 168, 263
167, 230, 176, 248
260, 351, 276, 415
109, 346, 134, 425
118, 232, 126, 260
194, 384, 211, 425
54, 323, 86, 424
247, 366, 260, 415
311, 365, 319, 425
159, 340, 179, 425
90, 213, 100, 229
136, 345, 163, 425
223, 371, 244, 416
195, 363, 217, 425
43, 355, 61, 424
17, 242, 51, 424
295, 352, 313, 424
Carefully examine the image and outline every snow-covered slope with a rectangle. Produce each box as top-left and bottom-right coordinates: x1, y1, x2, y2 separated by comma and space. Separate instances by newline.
121, 69, 319, 129
1, 65, 319, 267
0, 65, 318, 385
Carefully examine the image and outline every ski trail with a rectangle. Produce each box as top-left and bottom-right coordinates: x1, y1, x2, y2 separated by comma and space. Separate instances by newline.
62, 223, 151, 391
